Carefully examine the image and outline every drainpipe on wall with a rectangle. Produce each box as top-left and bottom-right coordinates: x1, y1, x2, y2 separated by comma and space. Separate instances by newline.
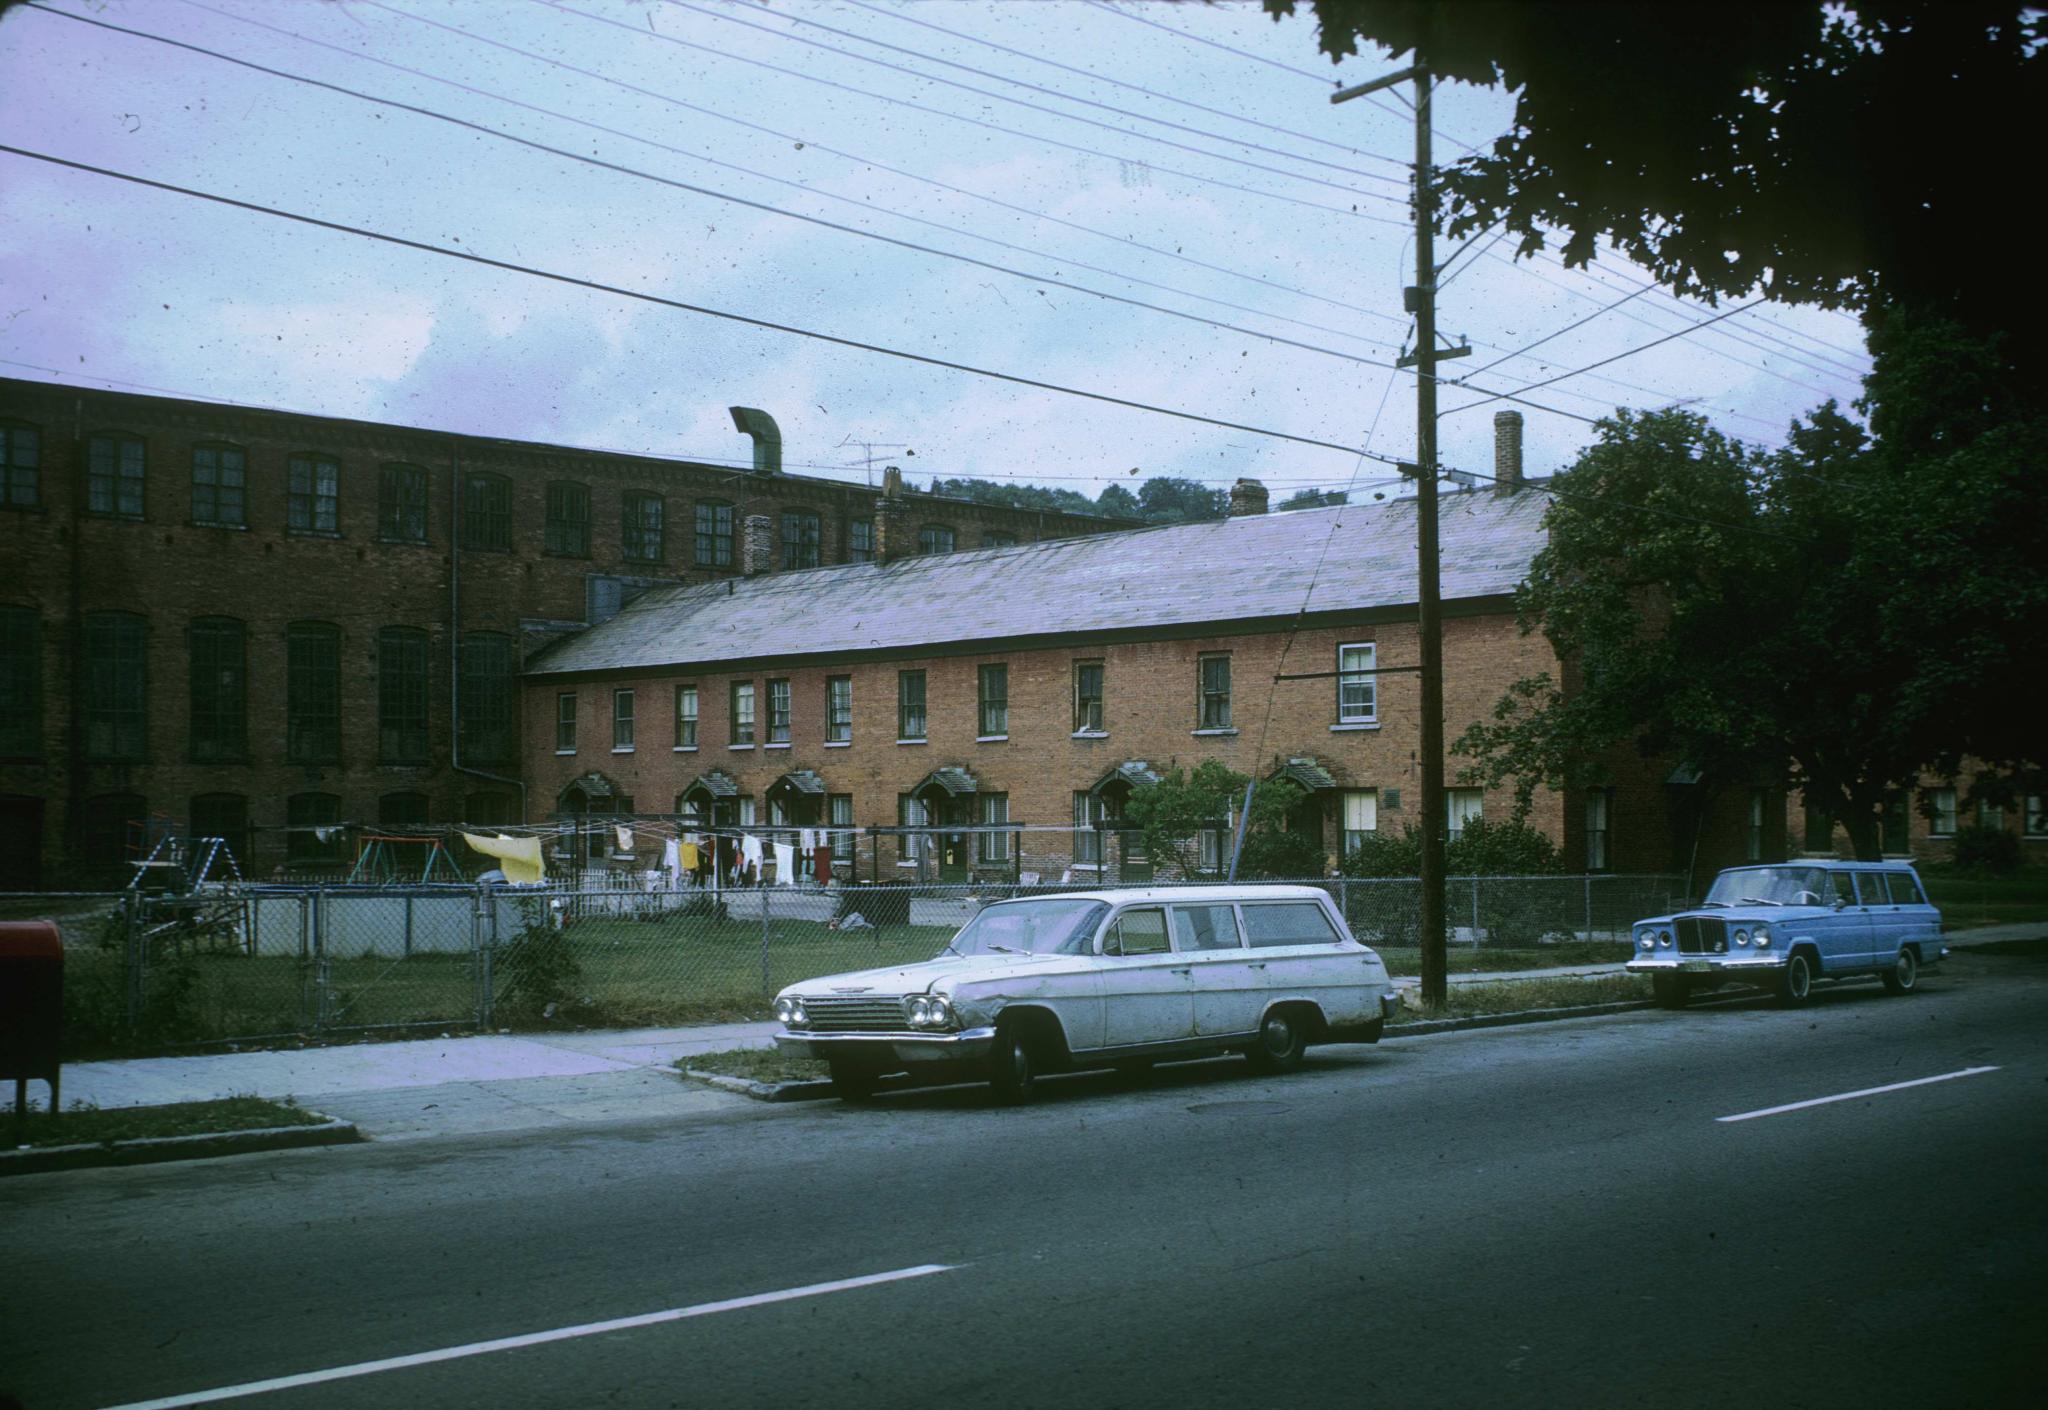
447, 441, 527, 826
64, 395, 85, 879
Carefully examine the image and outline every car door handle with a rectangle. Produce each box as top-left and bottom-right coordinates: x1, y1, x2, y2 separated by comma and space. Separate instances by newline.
1248, 962, 1267, 970
1169, 967, 1191, 976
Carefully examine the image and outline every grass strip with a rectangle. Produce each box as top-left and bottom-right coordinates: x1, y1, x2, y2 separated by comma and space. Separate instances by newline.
1400, 973, 1651, 1020
682, 1046, 830, 1085
11, 1095, 324, 1150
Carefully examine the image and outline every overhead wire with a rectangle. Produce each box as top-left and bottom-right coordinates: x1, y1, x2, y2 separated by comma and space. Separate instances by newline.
682, 0, 1411, 190
1440, 299, 1768, 416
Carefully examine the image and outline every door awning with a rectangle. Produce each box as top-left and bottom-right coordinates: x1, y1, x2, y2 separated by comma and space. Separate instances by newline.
681, 769, 740, 800
769, 769, 827, 796
1271, 757, 1339, 792
1090, 761, 1161, 795
913, 766, 979, 797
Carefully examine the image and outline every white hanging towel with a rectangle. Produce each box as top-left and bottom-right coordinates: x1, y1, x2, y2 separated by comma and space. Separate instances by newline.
662, 837, 682, 887
740, 835, 764, 872
615, 825, 634, 852
772, 841, 796, 884
799, 828, 816, 853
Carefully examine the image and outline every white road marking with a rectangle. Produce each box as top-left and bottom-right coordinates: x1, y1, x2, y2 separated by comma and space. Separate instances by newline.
99, 1264, 958, 1410
1716, 1066, 2001, 1123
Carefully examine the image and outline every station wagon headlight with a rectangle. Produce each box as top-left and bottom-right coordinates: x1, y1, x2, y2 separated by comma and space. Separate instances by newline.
776, 997, 808, 1028
1733, 929, 1750, 947
906, 995, 954, 1029
906, 996, 931, 1026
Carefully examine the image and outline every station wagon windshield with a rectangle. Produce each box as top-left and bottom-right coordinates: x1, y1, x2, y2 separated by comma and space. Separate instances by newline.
944, 899, 1110, 957
1703, 866, 1829, 907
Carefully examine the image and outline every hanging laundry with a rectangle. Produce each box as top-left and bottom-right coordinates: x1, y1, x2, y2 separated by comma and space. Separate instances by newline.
615, 825, 634, 853
798, 828, 816, 854
461, 832, 545, 885
313, 826, 339, 844
680, 841, 700, 873
740, 834, 764, 875
771, 841, 795, 885
813, 845, 833, 884
662, 838, 682, 887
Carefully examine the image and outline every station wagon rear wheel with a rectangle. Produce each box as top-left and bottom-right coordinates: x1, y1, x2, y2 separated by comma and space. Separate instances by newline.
1881, 947, 1919, 995
1246, 1009, 1308, 1074
1652, 974, 1691, 1009
1776, 952, 1814, 1008
989, 1023, 1036, 1105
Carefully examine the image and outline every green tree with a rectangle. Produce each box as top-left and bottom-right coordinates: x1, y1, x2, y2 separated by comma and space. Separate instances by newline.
1266, 2, 2046, 395
1452, 329, 2048, 860
1121, 762, 1315, 878
1135, 476, 1228, 524
1094, 482, 1140, 517
924, 476, 1100, 516
1279, 488, 1347, 511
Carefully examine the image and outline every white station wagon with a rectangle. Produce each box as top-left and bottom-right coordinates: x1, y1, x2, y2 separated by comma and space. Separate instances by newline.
773, 884, 1400, 1102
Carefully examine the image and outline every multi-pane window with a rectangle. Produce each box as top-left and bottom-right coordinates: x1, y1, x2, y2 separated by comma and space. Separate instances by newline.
674, 684, 698, 748
1337, 642, 1377, 724
379, 792, 430, 827
826, 675, 852, 743
1342, 790, 1378, 854
917, 524, 955, 555
1073, 791, 1103, 866
0, 422, 39, 507
377, 627, 430, 763
1747, 788, 1768, 863
88, 433, 147, 519
897, 793, 926, 866
2026, 795, 2046, 838
695, 500, 734, 567
286, 621, 342, 763
979, 792, 1009, 863
378, 463, 429, 543
982, 531, 1017, 548
461, 472, 512, 551
847, 519, 874, 563
465, 791, 516, 829
613, 688, 636, 751
781, 511, 821, 570
555, 692, 577, 752
1977, 797, 2004, 830
730, 681, 755, 746
191, 445, 247, 527
79, 793, 147, 876
458, 631, 515, 764
84, 611, 148, 760
1073, 660, 1104, 733
188, 616, 247, 762
767, 678, 791, 744
0, 606, 40, 758
287, 792, 344, 864
1928, 787, 1958, 836
897, 670, 927, 741
1198, 655, 1232, 730
1446, 788, 1484, 841
622, 491, 664, 563
1586, 789, 1611, 871
545, 481, 590, 556
286, 453, 340, 534
829, 793, 854, 862
978, 663, 1008, 737
189, 793, 248, 866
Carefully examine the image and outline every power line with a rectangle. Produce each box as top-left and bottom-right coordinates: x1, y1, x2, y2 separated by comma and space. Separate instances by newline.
158, 0, 1398, 360
688, 0, 1411, 191
524, 2, 1400, 225
1441, 300, 1767, 416
838, 0, 1414, 175
1462, 284, 1653, 378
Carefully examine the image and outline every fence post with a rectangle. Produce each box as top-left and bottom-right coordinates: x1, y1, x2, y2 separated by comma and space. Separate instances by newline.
1470, 877, 1481, 945
312, 887, 329, 1034
1584, 875, 1593, 939
760, 882, 773, 1001
475, 885, 495, 1031
122, 888, 143, 1035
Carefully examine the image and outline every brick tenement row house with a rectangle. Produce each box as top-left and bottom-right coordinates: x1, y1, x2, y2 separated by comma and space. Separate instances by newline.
0, 376, 1128, 887
522, 449, 1628, 883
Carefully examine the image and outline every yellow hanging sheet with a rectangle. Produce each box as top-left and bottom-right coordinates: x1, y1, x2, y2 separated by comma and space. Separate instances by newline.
462, 832, 546, 884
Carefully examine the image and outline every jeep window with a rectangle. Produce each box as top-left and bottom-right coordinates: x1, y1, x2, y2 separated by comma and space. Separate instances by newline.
1885, 872, 1926, 905
1172, 904, 1243, 951
1854, 872, 1892, 906
1242, 902, 1343, 948
946, 899, 1107, 957
1108, 908, 1170, 956
1831, 871, 1857, 906
1703, 866, 1828, 906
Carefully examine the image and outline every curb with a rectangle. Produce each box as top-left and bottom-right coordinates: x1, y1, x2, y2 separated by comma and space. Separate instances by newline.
681, 1068, 838, 1103
0, 1116, 363, 1178
1384, 998, 1656, 1037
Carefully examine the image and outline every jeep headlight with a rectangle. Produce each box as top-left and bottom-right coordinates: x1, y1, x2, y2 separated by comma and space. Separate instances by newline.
1753, 927, 1771, 948
1657, 930, 1672, 948
1733, 929, 1750, 947
1638, 935, 1654, 951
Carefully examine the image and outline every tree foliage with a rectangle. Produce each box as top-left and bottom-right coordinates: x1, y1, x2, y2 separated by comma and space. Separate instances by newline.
1338, 817, 1563, 878
923, 474, 1222, 522
1122, 762, 1316, 878
1452, 315, 2048, 859
1279, 487, 1348, 511
1136, 475, 1229, 523
1266, 1, 2047, 392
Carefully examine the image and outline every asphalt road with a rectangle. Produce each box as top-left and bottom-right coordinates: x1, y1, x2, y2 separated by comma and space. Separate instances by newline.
5, 946, 2044, 1410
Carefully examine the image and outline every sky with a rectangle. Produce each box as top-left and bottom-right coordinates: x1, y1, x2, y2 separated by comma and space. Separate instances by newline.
0, 0, 1875, 505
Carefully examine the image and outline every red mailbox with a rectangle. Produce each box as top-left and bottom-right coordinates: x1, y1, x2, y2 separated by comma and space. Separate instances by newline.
1, 920, 64, 1132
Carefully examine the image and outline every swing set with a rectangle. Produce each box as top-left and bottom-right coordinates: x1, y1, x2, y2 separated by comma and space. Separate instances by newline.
347, 833, 466, 884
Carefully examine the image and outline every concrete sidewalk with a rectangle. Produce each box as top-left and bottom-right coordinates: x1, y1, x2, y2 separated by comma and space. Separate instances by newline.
37, 922, 2044, 1142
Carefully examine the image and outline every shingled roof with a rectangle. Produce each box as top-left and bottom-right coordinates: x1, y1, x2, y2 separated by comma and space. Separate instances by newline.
527, 489, 1548, 678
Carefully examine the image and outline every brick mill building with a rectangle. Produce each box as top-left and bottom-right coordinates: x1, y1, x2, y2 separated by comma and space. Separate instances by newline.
0, 376, 1127, 886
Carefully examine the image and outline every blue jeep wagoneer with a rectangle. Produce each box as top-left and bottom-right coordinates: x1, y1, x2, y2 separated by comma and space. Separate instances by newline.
1626, 862, 1946, 1008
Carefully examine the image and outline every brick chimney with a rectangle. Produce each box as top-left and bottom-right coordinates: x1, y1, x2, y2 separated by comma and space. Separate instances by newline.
741, 513, 775, 576
1493, 410, 1524, 495
1228, 478, 1269, 516
874, 466, 906, 565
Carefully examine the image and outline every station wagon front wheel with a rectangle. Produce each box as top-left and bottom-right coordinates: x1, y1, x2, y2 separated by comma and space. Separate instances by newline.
1881, 947, 1919, 995
1246, 1009, 1308, 1074
1776, 952, 1814, 1008
989, 1023, 1037, 1105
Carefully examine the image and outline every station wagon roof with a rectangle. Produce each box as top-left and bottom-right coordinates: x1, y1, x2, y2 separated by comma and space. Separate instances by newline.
996, 885, 1336, 907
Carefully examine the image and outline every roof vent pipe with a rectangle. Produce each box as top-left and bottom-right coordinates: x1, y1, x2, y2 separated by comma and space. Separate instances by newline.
728, 406, 782, 475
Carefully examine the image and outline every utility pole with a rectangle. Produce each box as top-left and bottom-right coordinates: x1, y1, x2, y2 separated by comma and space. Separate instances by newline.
1334, 46, 1449, 1009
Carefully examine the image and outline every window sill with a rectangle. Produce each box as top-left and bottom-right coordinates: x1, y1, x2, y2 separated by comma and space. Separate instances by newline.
376, 535, 430, 548
673, 745, 698, 753
1191, 727, 1240, 737
555, 749, 576, 757
190, 520, 248, 532
1330, 721, 1380, 732
896, 738, 927, 746
610, 747, 635, 755
765, 742, 791, 750
1071, 729, 1108, 740
976, 735, 1008, 744
824, 740, 851, 748
729, 744, 755, 751
286, 529, 343, 540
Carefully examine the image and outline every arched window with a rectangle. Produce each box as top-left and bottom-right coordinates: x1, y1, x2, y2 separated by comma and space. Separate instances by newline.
286, 792, 344, 863
781, 510, 821, 569
379, 462, 430, 543
286, 452, 341, 534
88, 431, 147, 520
190, 793, 249, 868
458, 631, 515, 764
378, 626, 430, 763
286, 621, 343, 763
378, 792, 430, 827
191, 443, 247, 527
0, 420, 39, 508
83, 611, 148, 760
545, 481, 590, 556
188, 616, 247, 762
461, 472, 512, 550
695, 500, 734, 567
0, 604, 40, 759
917, 524, 955, 555
79, 792, 148, 879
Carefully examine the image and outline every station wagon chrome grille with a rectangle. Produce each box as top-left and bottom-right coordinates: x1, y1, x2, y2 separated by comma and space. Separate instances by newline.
1675, 917, 1728, 955
801, 996, 908, 1032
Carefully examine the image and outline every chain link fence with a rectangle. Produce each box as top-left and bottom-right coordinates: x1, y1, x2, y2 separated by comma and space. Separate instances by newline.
4, 872, 1686, 1053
